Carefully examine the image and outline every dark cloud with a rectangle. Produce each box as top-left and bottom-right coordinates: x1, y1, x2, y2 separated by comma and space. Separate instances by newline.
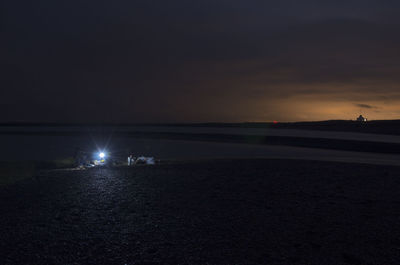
2, 0, 400, 122
355, 104, 377, 109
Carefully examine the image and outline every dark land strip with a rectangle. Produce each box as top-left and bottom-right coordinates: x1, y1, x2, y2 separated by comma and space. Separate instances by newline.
3, 120, 400, 135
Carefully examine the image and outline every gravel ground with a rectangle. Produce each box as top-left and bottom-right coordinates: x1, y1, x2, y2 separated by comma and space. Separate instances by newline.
1, 159, 400, 264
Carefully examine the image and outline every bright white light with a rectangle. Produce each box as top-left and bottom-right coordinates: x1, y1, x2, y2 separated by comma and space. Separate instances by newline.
99, 152, 105, 158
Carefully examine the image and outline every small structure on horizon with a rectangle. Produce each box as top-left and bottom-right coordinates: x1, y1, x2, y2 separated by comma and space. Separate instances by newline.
356, 114, 367, 122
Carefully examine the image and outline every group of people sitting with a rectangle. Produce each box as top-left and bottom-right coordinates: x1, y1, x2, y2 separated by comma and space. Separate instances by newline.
127, 155, 136, 166
127, 155, 155, 165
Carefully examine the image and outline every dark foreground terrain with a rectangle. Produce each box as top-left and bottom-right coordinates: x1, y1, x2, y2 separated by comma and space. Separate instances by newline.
1, 159, 400, 264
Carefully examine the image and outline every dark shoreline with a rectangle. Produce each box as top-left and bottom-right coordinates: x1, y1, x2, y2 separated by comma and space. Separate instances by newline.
1, 159, 400, 264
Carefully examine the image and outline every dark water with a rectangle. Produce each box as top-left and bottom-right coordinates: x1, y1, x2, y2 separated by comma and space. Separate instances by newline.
2, 125, 400, 142
2, 126, 400, 165
0, 133, 294, 161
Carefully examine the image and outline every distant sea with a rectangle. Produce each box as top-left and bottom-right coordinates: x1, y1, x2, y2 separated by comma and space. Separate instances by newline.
1, 125, 400, 163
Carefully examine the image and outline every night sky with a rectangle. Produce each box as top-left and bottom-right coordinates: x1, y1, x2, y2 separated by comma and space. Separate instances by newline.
2, 0, 400, 123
